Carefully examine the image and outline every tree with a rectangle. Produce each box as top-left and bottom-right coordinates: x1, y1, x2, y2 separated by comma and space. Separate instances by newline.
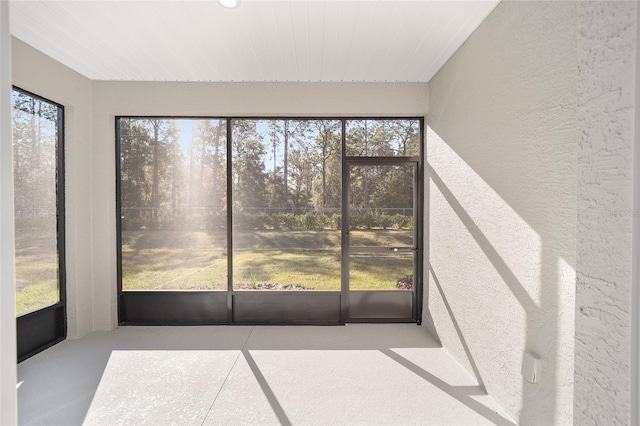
232, 120, 267, 210
268, 120, 307, 209
119, 119, 152, 213
12, 91, 58, 232
194, 120, 226, 214
384, 120, 419, 156
310, 120, 340, 209
372, 166, 413, 210
120, 119, 179, 225
288, 148, 314, 209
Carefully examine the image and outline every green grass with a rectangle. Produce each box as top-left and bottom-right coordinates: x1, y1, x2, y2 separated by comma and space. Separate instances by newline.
14, 231, 59, 316
122, 246, 227, 290
13, 228, 413, 316
16, 279, 58, 316
232, 248, 341, 290
350, 254, 413, 290
122, 230, 413, 291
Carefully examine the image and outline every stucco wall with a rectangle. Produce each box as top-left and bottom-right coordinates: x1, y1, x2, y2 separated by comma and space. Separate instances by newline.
575, 2, 637, 424
1, 2, 18, 424
90, 81, 428, 330
426, 2, 577, 424
11, 38, 94, 339
634, 4, 640, 423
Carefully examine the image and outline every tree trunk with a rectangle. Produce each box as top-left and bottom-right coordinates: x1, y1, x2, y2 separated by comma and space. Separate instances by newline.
212, 122, 222, 213
283, 120, 289, 209
322, 130, 327, 208
199, 128, 206, 208
151, 120, 160, 220
171, 141, 178, 219
363, 121, 369, 209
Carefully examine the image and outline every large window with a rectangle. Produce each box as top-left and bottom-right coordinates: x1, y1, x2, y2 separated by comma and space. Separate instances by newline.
118, 118, 227, 291
12, 88, 64, 316
117, 117, 423, 324
231, 119, 342, 291
13, 88, 66, 361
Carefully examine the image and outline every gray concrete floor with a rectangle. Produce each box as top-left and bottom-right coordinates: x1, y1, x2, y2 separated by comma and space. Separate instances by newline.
17, 324, 514, 425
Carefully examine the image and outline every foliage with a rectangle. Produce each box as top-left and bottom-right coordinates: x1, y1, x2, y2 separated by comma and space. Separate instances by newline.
229, 211, 411, 231
119, 118, 419, 232
345, 119, 419, 156
118, 118, 419, 291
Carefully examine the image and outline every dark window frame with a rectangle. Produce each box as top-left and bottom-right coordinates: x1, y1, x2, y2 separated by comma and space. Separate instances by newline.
115, 116, 423, 325
12, 86, 66, 362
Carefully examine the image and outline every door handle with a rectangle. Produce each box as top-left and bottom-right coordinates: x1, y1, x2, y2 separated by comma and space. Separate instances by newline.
388, 247, 416, 252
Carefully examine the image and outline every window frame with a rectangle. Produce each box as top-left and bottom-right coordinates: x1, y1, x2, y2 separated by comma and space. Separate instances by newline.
13, 86, 66, 362
115, 116, 423, 325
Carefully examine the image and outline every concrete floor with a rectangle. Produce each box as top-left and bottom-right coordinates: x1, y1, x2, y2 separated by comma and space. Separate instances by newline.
17, 325, 514, 426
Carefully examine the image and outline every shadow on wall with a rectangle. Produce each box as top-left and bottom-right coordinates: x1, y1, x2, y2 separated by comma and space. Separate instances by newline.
425, 125, 575, 424
429, 263, 485, 390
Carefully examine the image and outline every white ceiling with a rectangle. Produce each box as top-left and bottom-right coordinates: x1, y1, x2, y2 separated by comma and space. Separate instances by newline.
9, 0, 500, 83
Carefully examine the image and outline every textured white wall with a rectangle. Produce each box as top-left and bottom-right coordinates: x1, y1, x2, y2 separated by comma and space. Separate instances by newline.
426, 2, 577, 424
575, 2, 638, 424
634, 4, 640, 424
91, 81, 428, 330
0, 2, 18, 424
11, 38, 94, 339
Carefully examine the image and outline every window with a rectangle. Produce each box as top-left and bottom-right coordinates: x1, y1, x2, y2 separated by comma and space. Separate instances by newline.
12, 88, 64, 316
118, 118, 228, 291
231, 119, 341, 291
117, 117, 423, 324
12, 87, 66, 361
345, 119, 420, 157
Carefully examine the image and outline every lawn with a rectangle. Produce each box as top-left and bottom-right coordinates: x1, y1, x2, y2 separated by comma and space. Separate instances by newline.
14, 231, 59, 316
121, 230, 228, 290
13, 228, 413, 316
121, 229, 414, 291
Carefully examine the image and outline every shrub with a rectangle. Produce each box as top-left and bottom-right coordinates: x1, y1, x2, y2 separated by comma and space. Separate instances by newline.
379, 214, 394, 230
318, 213, 332, 229
298, 212, 332, 230
331, 213, 342, 230
235, 212, 269, 230
267, 214, 280, 230
360, 211, 377, 229
279, 213, 298, 230
392, 214, 413, 229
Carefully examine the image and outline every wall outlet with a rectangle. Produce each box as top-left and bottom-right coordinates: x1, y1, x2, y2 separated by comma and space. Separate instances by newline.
522, 351, 542, 383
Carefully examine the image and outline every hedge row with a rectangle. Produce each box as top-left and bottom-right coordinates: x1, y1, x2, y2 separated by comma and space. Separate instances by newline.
122, 211, 412, 231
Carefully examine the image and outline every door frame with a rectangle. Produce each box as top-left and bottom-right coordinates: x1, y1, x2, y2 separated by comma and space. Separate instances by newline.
341, 157, 423, 323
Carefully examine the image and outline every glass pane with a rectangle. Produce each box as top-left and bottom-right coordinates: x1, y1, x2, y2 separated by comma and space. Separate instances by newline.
120, 119, 227, 290
12, 90, 61, 316
349, 165, 414, 247
232, 119, 341, 291
349, 252, 413, 291
345, 119, 420, 157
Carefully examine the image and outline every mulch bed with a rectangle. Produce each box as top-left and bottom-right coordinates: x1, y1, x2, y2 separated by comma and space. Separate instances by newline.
235, 283, 310, 290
